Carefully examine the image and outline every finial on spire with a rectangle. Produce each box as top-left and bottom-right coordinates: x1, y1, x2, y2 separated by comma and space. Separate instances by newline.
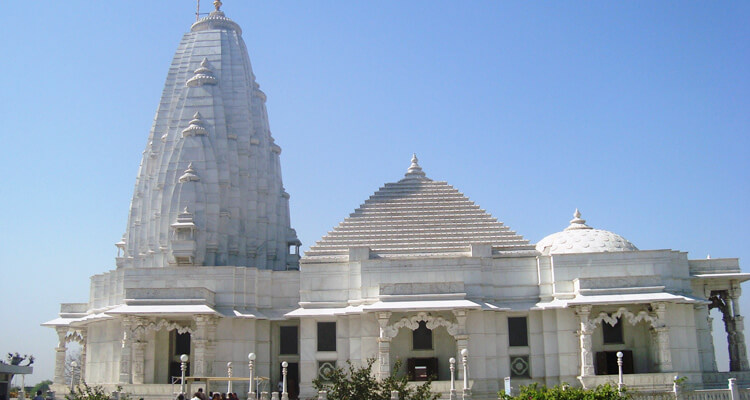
179, 163, 201, 182
565, 208, 592, 230
214, 0, 222, 11
404, 153, 426, 179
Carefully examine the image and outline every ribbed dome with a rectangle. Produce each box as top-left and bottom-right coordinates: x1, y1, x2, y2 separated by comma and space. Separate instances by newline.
305, 155, 537, 260
536, 209, 638, 255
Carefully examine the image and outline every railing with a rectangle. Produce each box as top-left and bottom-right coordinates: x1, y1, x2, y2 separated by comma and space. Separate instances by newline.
630, 392, 678, 400
624, 378, 744, 400
682, 391, 732, 400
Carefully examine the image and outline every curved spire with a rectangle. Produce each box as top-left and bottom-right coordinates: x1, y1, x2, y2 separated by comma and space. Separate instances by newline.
565, 208, 593, 231
404, 153, 426, 179
122, 11, 299, 269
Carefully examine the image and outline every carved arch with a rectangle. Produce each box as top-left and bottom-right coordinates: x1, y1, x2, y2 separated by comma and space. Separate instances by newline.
587, 307, 659, 331
131, 318, 195, 337
64, 330, 85, 345
383, 312, 459, 339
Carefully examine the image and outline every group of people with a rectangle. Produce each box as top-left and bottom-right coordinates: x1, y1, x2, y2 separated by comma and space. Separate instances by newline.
174, 383, 296, 400
176, 388, 242, 400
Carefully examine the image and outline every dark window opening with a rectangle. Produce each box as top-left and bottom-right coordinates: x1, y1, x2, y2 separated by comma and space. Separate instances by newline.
595, 350, 634, 375
508, 317, 528, 347
317, 322, 336, 352
603, 319, 623, 344
280, 326, 299, 355
407, 357, 438, 381
412, 321, 433, 350
175, 332, 191, 355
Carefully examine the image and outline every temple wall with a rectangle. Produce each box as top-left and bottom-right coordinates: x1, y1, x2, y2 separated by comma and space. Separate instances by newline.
86, 319, 123, 384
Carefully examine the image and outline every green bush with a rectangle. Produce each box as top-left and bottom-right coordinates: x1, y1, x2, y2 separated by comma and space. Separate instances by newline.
498, 382, 628, 400
32, 380, 53, 395
312, 358, 439, 400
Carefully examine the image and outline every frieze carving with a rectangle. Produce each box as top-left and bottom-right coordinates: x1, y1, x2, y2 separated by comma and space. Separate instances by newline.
129, 318, 195, 337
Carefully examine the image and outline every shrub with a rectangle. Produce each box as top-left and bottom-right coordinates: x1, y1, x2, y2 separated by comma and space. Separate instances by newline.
498, 382, 628, 400
65, 383, 130, 400
312, 358, 439, 400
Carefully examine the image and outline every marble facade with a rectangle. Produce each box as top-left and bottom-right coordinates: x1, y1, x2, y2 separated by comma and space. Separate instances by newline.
44, 3, 748, 400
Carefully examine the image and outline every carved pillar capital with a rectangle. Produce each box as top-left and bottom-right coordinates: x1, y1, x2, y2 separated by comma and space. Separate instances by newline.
452, 309, 468, 336
55, 326, 69, 347
575, 305, 592, 317
651, 302, 667, 321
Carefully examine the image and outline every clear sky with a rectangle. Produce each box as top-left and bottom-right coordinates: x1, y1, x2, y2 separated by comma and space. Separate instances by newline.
1, 1, 748, 384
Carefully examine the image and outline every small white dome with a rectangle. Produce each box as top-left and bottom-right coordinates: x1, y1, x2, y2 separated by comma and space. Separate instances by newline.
536, 209, 637, 255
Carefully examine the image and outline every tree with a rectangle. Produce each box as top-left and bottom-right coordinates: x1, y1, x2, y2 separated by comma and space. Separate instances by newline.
312, 359, 439, 400
32, 380, 54, 395
498, 382, 628, 400
64, 349, 82, 386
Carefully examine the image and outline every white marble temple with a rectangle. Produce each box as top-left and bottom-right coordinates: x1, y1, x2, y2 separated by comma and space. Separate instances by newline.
44, 3, 749, 400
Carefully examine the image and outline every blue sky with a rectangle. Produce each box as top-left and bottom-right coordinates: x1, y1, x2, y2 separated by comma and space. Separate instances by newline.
1, 1, 748, 384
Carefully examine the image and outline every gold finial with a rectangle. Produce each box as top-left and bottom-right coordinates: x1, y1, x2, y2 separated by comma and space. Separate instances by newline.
214, 0, 222, 11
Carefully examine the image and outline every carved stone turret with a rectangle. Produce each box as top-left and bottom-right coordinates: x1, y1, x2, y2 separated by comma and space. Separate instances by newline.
170, 207, 197, 266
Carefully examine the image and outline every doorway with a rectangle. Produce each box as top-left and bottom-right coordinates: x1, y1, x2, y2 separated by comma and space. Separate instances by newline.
279, 362, 299, 399
168, 331, 191, 383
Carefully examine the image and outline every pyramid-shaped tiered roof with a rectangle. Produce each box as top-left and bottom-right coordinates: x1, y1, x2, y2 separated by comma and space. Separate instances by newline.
305, 155, 537, 260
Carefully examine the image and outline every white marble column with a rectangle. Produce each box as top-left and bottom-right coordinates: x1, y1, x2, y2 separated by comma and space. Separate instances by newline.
707, 314, 718, 371
651, 303, 673, 372
376, 312, 392, 380
575, 306, 595, 377
131, 319, 148, 384
77, 329, 88, 383
119, 317, 135, 384
194, 315, 219, 376
54, 327, 68, 385
729, 284, 749, 371
452, 310, 469, 380
694, 305, 717, 372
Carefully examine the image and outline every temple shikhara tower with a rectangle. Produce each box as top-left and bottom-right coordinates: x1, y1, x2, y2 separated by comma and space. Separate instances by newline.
45, 3, 748, 400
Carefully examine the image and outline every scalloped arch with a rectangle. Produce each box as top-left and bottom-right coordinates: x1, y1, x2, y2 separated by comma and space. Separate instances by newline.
384, 312, 459, 338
